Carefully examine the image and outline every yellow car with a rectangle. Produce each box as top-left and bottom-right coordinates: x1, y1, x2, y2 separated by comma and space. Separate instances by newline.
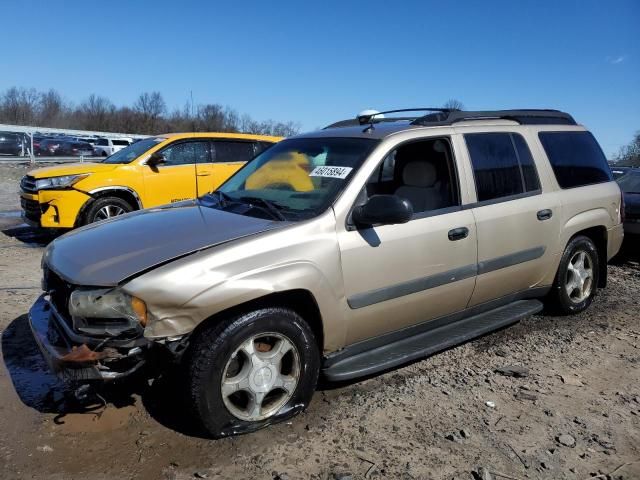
20, 133, 282, 228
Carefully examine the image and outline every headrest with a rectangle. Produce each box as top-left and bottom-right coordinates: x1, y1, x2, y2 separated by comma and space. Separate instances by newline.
402, 161, 437, 187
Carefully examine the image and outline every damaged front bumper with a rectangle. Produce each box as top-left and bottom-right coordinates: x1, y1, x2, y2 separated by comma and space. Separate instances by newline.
29, 294, 150, 381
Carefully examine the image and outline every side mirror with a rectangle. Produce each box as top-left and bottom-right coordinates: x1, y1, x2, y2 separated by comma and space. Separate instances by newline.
352, 194, 413, 227
147, 152, 166, 167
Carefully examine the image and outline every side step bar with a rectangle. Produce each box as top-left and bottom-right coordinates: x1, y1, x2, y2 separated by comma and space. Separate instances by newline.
322, 299, 543, 382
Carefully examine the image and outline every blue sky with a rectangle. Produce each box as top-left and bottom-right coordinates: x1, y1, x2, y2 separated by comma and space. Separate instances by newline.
1, 0, 638, 157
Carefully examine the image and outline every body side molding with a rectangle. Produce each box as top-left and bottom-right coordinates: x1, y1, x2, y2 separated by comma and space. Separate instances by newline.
347, 246, 546, 309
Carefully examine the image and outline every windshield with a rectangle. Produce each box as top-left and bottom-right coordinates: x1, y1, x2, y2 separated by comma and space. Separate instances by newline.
205, 137, 378, 221
100, 137, 164, 164
618, 171, 640, 193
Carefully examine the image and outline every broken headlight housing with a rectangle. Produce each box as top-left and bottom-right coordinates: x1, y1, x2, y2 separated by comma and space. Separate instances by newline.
69, 288, 148, 337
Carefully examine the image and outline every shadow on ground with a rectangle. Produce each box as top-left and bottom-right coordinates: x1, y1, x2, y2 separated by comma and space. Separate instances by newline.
1, 222, 60, 246
1, 314, 205, 435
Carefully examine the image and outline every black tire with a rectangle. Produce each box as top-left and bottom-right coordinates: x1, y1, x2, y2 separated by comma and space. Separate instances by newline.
185, 307, 319, 438
547, 235, 600, 315
82, 196, 133, 225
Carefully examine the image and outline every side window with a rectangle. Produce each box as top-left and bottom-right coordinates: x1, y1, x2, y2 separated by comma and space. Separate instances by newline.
213, 141, 256, 163
255, 141, 273, 156
160, 141, 197, 166
538, 131, 612, 189
97, 138, 108, 146
365, 138, 459, 214
465, 132, 540, 202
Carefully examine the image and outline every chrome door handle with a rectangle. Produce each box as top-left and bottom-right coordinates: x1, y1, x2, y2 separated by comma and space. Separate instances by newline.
537, 209, 553, 221
448, 227, 469, 241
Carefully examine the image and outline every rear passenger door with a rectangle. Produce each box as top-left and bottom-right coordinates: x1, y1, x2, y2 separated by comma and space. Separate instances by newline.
210, 141, 258, 190
462, 131, 561, 306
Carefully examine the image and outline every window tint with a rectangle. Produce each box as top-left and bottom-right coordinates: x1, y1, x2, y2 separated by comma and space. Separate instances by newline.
466, 133, 524, 201
112, 139, 129, 146
512, 134, 541, 192
214, 141, 255, 163
538, 131, 612, 188
255, 141, 274, 155
465, 133, 541, 202
97, 138, 108, 146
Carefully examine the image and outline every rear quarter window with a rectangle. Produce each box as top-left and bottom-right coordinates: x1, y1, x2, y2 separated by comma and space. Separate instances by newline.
538, 131, 612, 189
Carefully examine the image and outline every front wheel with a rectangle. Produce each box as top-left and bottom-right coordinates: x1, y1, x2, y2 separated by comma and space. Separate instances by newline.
82, 196, 133, 225
547, 235, 599, 314
186, 307, 319, 438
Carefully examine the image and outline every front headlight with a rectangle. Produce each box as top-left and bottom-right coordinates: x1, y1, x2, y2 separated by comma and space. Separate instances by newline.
35, 174, 89, 191
69, 287, 147, 336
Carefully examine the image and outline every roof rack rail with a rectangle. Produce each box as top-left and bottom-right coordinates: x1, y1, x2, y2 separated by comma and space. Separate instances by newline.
411, 109, 577, 126
323, 108, 453, 130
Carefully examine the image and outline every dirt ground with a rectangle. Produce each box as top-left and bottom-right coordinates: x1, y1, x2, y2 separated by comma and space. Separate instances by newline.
0, 163, 638, 480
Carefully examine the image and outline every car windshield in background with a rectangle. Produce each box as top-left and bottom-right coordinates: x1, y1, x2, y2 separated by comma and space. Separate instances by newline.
617, 170, 640, 193
100, 137, 163, 164
208, 137, 379, 221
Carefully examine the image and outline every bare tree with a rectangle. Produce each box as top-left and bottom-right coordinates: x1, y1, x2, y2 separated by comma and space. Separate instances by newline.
443, 99, 465, 111
39, 89, 66, 126
615, 131, 640, 167
134, 92, 166, 133
0, 86, 299, 136
1, 87, 40, 125
79, 94, 115, 131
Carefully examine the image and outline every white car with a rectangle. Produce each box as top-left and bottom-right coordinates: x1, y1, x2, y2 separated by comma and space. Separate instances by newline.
94, 138, 132, 157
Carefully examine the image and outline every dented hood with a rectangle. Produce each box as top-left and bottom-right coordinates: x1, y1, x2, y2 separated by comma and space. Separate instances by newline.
45, 202, 289, 286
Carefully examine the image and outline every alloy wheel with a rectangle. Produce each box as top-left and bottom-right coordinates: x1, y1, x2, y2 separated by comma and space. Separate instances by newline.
221, 332, 300, 421
95, 204, 126, 221
565, 250, 594, 303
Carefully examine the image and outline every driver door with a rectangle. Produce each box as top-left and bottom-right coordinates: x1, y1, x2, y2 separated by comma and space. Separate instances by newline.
142, 140, 210, 206
337, 137, 478, 345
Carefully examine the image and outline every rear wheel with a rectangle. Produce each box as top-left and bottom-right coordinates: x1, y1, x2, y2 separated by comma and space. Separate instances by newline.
547, 235, 599, 314
186, 307, 319, 438
82, 196, 133, 225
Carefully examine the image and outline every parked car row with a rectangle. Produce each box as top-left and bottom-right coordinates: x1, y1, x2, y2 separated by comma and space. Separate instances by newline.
0, 130, 135, 156
22, 108, 627, 438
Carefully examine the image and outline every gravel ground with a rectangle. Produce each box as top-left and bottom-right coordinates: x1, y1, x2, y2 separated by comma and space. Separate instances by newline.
0, 163, 638, 480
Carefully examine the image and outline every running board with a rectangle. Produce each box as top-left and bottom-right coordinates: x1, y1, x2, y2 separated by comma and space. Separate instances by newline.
322, 299, 543, 382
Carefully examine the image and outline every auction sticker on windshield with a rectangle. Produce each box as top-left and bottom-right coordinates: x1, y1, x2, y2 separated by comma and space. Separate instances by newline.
309, 166, 353, 179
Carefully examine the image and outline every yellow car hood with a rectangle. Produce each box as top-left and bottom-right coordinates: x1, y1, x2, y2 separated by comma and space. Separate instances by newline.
27, 162, 119, 179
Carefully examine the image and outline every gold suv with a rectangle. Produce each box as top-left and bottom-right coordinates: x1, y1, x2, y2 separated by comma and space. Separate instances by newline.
29, 109, 623, 437
20, 132, 281, 228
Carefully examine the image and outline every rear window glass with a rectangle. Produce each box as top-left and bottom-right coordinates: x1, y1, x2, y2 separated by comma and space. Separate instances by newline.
538, 131, 612, 188
112, 139, 129, 146
214, 141, 256, 163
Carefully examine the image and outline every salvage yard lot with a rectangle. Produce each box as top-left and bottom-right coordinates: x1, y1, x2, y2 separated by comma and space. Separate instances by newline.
0, 163, 638, 480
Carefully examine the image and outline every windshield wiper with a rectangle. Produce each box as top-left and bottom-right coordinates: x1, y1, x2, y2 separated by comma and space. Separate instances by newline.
203, 192, 287, 221
205, 190, 234, 207
239, 196, 287, 221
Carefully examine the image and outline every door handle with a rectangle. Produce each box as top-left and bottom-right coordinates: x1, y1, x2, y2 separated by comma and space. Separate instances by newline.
196, 172, 211, 176
448, 227, 469, 241
537, 209, 553, 221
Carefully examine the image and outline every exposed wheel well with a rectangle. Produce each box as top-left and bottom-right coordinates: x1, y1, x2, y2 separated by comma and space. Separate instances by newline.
191, 289, 324, 354
569, 226, 608, 288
